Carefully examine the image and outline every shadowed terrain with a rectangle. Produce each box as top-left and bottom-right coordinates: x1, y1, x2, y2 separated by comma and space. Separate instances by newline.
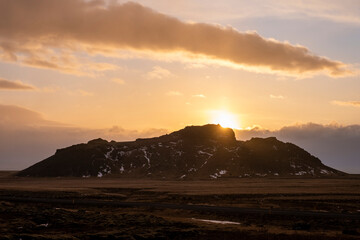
5, 125, 358, 239
1, 173, 359, 239
18, 124, 344, 178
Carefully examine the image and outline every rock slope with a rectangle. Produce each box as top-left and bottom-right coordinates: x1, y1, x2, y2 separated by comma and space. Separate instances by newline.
18, 124, 344, 178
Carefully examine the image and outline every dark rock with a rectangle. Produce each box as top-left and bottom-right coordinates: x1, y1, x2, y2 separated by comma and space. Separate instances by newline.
17, 124, 345, 178
342, 229, 359, 235
292, 222, 311, 231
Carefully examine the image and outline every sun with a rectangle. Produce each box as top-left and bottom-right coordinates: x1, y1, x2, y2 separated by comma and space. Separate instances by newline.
210, 110, 241, 129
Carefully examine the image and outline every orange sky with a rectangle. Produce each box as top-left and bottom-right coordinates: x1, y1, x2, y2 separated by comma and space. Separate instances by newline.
1, 0, 359, 132
1, 0, 360, 172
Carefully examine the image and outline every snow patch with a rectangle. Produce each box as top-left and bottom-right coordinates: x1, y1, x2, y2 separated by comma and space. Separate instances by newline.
141, 147, 151, 167
125, 149, 136, 156
38, 223, 49, 227
295, 171, 308, 176
210, 170, 227, 178
103, 165, 111, 174
104, 147, 114, 160
290, 162, 302, 169
200, 160, 208, 168
255, 173, 267, 177
176, 151, 183, 156
198, 150, 213, 156
320, 169, 331, 175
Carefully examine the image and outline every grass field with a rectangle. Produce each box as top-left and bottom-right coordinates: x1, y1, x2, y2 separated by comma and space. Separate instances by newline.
0, 172, 359, 239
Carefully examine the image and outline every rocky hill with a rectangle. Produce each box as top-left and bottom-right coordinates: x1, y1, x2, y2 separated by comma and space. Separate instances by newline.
17, 124, 344, 178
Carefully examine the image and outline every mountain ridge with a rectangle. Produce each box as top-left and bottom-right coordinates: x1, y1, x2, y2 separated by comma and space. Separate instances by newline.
17, 124, 345, 178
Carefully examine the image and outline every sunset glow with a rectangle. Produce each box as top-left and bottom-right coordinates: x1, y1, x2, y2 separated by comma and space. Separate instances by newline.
2, 3, 360, 239
0, 0, 359, 173
211, 110, 241, 129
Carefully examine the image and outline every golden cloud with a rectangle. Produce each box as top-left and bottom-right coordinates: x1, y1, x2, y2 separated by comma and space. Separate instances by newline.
270, 94, 285, 99
146, 66, 173, 80
0, 0, 351, 76
332, 100, 360, 107
0, 78, 34, 90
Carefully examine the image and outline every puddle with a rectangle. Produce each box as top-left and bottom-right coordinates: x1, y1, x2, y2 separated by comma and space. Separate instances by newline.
192, 218, 240, 225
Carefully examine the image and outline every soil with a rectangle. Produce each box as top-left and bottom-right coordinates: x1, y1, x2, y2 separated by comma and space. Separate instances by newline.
0, 172, 359, 239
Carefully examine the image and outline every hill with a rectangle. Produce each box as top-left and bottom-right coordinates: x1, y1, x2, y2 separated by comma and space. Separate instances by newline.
17, 124, 344, 178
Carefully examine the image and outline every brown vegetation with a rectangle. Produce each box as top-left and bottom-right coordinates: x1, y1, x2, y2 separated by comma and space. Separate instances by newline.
0, 172, 359, 239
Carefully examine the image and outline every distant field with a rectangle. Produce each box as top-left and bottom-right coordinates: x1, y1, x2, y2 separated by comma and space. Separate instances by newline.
1, 172, 360, 196
1, 172, 359, 239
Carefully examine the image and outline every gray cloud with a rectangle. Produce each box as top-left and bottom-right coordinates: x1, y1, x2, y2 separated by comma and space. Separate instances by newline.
0, 78, 34, 90
0, 0, 350, 76
236, 123, 360, 174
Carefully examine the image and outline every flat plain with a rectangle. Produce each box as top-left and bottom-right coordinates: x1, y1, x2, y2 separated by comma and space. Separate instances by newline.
0, 172, 359, 239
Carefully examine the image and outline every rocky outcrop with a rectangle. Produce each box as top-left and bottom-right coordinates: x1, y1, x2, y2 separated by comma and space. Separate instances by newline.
18, 124, 345, 178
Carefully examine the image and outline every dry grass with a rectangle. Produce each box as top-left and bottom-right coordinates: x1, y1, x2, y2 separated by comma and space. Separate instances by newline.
1, 173, 359, 194
0, 172, 359, 239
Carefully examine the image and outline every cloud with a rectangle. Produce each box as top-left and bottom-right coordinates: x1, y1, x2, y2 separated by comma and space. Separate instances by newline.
272, 0, 360, 25
0, 0, 350, 76
166, 91, 183, 96
88, 62, 119, 71
235, 123, 360, 174
332, 100, 360, 107
184, 63, 207, 69
0, 104, 167, 170
192, 94, 206, 98
0, 38, 118, 76
146, 66, 173, 80
270, 94, 285, 99
0, 104, 63, 128
0, 78, 34, 90
130, 0, 360, 26
111, 78, 126, 85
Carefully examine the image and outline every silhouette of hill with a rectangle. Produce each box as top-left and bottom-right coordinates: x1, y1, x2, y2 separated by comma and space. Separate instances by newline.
18, 124, 345, 178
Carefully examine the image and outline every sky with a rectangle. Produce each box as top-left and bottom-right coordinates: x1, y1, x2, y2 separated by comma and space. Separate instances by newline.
0, 0, 359, 173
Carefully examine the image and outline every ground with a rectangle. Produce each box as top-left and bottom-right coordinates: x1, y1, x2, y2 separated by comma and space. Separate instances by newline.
0, 172, 359, 239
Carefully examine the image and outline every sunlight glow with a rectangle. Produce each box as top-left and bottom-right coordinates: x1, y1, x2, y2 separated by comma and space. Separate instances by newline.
210, 110, 241, 129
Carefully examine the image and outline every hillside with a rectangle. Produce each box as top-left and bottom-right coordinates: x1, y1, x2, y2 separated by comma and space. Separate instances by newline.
17, 124, 344, 178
